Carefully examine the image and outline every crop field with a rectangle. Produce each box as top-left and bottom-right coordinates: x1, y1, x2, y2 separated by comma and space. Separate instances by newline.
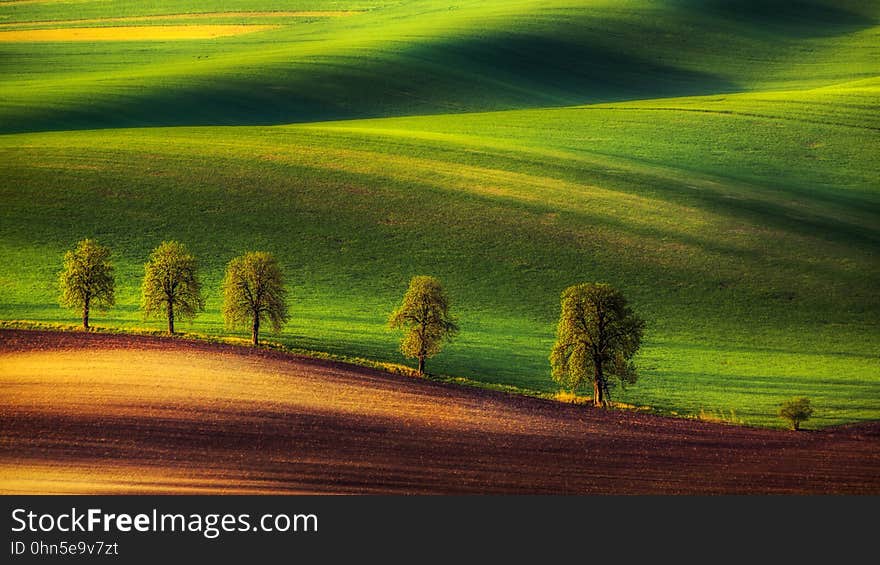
0, 0, 878, 431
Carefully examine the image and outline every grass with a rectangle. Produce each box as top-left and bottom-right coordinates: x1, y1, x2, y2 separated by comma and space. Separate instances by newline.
692, 408, 745, 427
2, 0, 878, 132
0, 0, 878, 429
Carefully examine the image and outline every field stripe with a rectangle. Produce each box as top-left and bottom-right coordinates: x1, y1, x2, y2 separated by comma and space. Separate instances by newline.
0, 11, 363, 28
0, 25, 278, 41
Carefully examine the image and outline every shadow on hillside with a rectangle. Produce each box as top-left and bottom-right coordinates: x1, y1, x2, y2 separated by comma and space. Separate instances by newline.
0, 32, 738, 135
676, 0, 877, 38
398, 32, 740, 104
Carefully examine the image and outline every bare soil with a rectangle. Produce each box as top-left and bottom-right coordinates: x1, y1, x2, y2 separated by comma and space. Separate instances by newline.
1, 329, 877, 494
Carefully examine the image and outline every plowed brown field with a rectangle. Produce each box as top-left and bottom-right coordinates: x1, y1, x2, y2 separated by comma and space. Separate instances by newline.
1, 330, 877, 494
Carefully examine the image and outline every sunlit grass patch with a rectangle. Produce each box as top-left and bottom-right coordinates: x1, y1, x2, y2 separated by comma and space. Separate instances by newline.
553, 390, 591, 404
690, 408, 745, 426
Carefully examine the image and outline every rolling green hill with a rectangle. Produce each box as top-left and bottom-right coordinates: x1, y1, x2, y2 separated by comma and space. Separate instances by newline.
0, 0, 878, 427
2, 0, 878, 132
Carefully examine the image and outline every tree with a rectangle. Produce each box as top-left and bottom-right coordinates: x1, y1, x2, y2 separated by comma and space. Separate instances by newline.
58, 238, 115, 329
141, 241, 205, 334
779, 397, 813, 431
222, 251, 289, 346
388, 275, 459, 375
550, 283, 645, 407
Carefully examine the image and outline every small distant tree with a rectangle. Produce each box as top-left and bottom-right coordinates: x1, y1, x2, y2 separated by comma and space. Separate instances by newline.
550, 282, 645, 407
141, 241, 205, 334
778, 397, 813, 431
58, 238, 115, 329
222, 251, 289, 346
388, 275, 459, 375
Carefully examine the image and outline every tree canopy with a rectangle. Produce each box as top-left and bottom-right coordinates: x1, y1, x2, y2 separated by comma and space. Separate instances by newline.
388, 275, 458, 375
58, 238, 115, 329
222, 251, 289, 346
141, 241, 205, 334
779, 397, 814, 431
550, 282, 645, 407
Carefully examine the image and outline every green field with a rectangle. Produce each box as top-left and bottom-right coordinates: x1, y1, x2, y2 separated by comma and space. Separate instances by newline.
1, 0, 878, 428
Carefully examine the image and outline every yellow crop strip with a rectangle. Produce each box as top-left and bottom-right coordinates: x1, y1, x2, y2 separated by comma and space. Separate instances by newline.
0, 11, 362, 28
0, 24, 278, 41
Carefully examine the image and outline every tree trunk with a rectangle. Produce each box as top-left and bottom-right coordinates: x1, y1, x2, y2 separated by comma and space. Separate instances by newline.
82, 296, 90, 330
418, 319, 427, 376
793, 421, 800, 431
593, 379, 603, 407
593, 359, 605, 407
167, 301, 175, 334
252, 315, 260, 346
